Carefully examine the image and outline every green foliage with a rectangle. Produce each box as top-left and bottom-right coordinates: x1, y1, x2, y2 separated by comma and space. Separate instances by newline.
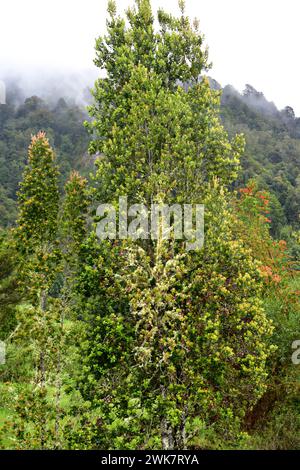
0, 230, 21, 338
0, 0, 299, 452
62, 170, 89, 256
15, 132, 59, 250
4, 133, 65, 448
231, 182, 300, 449
87, 0, 242, 206
74, 0, 275, 450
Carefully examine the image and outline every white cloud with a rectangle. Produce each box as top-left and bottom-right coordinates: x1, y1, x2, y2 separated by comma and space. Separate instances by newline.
0, 0, 300, 113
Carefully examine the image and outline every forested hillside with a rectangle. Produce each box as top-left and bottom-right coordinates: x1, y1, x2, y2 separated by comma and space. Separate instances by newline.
0, 90, 90, 225
0, 0, 299, 451
1, 78, 300, 261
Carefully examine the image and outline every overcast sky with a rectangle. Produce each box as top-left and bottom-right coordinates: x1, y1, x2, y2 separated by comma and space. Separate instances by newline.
1, 0, 300, 113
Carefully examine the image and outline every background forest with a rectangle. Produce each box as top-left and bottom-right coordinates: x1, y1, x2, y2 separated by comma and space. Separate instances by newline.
1, 77, 300, 256
0, 0, 299, 450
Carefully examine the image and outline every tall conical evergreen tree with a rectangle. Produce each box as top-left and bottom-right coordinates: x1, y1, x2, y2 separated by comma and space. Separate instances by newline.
77, 0, 274, 449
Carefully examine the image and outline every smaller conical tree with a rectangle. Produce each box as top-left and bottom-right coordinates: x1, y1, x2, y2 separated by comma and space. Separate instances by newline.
16, 131, 59, 253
